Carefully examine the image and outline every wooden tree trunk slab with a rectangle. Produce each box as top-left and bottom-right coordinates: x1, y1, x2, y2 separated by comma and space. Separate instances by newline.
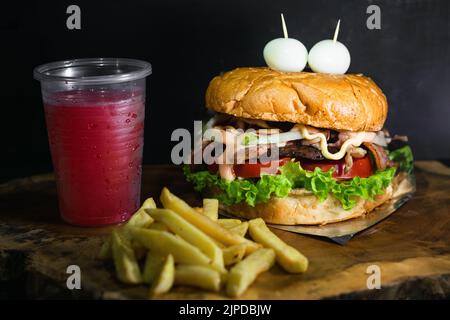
0, 161, 449, 299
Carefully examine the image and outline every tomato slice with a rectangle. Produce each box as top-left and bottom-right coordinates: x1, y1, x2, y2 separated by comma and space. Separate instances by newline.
301, 155, 373, 179
234, 158, 291, 178
208, 158, 291, 179
207, 163, 219, 174
207, 156, 372, 180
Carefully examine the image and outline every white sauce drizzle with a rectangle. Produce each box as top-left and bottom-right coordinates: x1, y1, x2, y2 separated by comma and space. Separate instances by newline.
293, 124, 376, 160
207, 124, 379, 180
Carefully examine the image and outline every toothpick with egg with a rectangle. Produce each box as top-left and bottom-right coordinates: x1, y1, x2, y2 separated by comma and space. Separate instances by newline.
263, 13, 308, 72
308, 19, 351, 74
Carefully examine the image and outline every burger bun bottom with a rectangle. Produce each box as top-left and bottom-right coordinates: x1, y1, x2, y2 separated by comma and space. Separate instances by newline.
219, 174, 408, 225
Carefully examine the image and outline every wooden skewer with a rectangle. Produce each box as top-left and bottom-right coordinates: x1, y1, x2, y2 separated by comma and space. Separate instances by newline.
281, 13, 288, 39
333, 19, 341, 43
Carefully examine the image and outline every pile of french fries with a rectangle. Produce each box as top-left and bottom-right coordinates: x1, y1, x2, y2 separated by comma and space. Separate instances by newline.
98, 187, 309, 297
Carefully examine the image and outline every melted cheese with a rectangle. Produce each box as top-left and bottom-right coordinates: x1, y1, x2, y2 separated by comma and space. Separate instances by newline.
295, 124, 375, 160
207, 125, 378, 180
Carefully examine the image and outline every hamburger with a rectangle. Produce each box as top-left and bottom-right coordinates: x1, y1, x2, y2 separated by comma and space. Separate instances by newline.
184, 67, 414, 225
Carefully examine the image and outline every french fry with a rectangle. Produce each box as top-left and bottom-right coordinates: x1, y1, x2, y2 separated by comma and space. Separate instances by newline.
98, 198, 156, 260
193, 207, 203, 214
228, 221, 249, 237
222, 244, 246, 266
100, 189, 310, 298
217, 219, 242, 229
211, 237, 225, 248
147, 208, 225, 272
149, 254, 175, 297
160, 188, 260, 253
98, 236, 112, 260
130, 228, 211, 266
147, 221, 169, 232
132, 241, 147, 260
143, 197, 157, 208
202, 199, 219, 220
100, 234, 147, 261
124, 197, 156, 229
143, 252, 165, 284
174, 265, 221, 292
248, 218, 308, 273
111, 230, 142, 284
226, 248, 275, 297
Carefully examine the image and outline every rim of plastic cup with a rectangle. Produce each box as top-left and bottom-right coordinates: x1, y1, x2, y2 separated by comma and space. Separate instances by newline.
33, 58, 152, 85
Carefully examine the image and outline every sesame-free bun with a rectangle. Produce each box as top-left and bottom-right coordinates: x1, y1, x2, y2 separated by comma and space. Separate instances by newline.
206, 67, 388, 132
218, 172, 411, 225
220, 184, 393, 225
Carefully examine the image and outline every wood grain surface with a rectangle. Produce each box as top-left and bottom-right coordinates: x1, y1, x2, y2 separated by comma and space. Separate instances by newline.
0, 161, 449, 299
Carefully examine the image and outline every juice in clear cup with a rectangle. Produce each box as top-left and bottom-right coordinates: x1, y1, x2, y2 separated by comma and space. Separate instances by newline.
34, 58, 152, 226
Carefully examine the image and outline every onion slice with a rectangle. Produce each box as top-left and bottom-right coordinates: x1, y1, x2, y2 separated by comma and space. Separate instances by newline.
249, 131, 304, 145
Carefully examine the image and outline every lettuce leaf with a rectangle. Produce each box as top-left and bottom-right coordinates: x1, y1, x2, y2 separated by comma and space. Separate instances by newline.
389, 145, 414, 174
184, 163, 396, 210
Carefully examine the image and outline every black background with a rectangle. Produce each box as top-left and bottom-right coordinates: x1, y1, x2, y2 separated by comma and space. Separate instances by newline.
1, 0, 449, 182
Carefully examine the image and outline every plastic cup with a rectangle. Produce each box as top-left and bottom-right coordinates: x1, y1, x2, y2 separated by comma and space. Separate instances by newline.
34, 58, 152, 226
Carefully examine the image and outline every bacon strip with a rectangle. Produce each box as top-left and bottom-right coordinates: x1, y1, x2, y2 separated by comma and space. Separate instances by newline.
363, 142, 391, 170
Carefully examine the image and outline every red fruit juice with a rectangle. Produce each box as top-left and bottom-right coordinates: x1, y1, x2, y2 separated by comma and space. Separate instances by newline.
44, 89, 145, 226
